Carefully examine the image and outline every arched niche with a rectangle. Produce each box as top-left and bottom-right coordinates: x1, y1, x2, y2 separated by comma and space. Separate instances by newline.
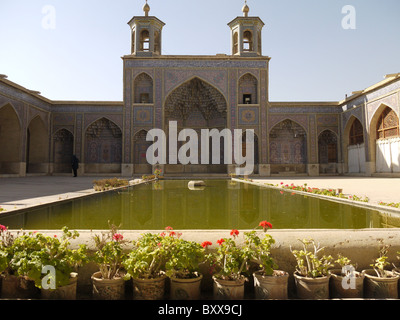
53, 129, 74, 174
372, 105, 400, 173
0, 104, 22, 174
26, 116, 49, 174
85, 118, 122, 173
269, 119, 307, 174
318, 130, 338, 174
239, 73, 258, 104
163, 77, 228, 174
134, 73, 154, 104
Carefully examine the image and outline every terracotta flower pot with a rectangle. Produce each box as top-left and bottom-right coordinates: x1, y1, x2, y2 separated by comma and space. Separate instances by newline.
212, 276, 245, 300
363, 269, 399, 299
253, 270, 289, 300
329, 269, 364, 299
91, 271, 126, 300
41, 272, 78, 300
294, 271, 331, 299
169, 273, 203, 300
132, 274, 167, 300
1, 275, 40, 299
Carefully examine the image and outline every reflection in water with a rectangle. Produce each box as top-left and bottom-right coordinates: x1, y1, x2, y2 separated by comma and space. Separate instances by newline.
0, 180, 398, 230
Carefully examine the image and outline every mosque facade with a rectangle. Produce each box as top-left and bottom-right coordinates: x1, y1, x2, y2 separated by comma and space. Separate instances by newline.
0, 2, 399, 177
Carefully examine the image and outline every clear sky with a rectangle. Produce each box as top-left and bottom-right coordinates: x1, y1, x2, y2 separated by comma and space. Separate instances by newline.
0, 0, 399, 102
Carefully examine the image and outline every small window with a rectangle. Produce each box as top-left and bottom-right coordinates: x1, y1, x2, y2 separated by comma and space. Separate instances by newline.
243, 94, 252, 104
233, 32, 238, 55
140, 93, 150, 104
243, 30, 253, 52
140, 29, 150, 52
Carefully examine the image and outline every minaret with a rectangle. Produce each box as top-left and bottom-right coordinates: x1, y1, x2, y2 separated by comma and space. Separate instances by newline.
127, 1, 165, 56
228, 1, 265, 56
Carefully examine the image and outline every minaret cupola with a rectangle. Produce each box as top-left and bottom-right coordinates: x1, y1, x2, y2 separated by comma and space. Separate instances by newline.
127, 1, 165, 56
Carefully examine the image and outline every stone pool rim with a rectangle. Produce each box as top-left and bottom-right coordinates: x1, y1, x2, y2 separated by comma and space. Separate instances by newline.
1, 176, 399, 226
232, 177, 400, 216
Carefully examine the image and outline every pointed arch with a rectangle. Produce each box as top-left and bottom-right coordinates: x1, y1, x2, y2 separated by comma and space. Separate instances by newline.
165, 75, 227, 106
0, 102, 22, 128
53, 129, 74, 173
269, 119, 308, 173
164, 77, 227, 128
318, 130, 338, 173
370, 104, 400, 173
134, 72, 154, 104
26, 115, 49, 173
140, 29, 150, 51
243, 29, 253, 52
232, 31, 239, 55
163, 77, 228, 174
342, 116, 366, 174
0, 103, 22, 174
239, 73, 258, 104
369, 104, 399, 164
85, 117, 122, 173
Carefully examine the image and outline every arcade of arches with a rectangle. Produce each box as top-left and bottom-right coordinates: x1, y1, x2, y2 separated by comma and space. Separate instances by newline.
1, 3, 399, 178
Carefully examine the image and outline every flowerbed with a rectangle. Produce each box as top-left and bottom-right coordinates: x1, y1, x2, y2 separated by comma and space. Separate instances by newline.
378, 201, 400, 208
261, 182, 370, 203
92, 178, 129, 191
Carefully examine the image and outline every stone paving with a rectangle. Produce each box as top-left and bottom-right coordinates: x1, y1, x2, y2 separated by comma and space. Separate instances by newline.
0, 176, 133, 213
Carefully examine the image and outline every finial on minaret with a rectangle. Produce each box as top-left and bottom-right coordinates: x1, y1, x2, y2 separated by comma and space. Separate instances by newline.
242, 0, 249, 17
143, 0, 150, 16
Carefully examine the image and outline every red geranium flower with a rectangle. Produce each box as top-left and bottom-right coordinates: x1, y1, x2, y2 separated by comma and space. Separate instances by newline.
216, 239, 225, 246
113, 233, 124, 242
230, 229, 239, 238
0, 225, 7, 232
259, 221, 272, 231
201, 241, 212, 248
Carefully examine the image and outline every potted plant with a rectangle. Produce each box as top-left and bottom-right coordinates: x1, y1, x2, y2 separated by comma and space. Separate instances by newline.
290, 238, 334, 299
0, 225, 37, 299
0, 226, 87, 300
163, 227, 206, 300
206, 229, 252, 300
91, 224, 127, 300
37, 227, 88, 300
363, 242, 399, 299
247, 221, 289, 300
330, 254, 364, 298
123, 230, 169, 300
392, 251, 400, 276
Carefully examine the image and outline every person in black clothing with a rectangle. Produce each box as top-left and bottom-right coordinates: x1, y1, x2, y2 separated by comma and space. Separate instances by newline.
71, 155, 79, 177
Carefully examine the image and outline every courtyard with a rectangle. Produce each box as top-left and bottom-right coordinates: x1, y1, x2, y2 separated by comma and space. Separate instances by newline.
0, 176, 399, 213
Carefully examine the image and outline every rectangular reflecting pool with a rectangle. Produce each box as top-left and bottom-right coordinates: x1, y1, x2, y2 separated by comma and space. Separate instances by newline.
0, 179, 399, 230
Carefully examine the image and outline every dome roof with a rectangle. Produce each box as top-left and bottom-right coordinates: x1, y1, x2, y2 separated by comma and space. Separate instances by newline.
143, 1, 150, 16
242, 1, 250, 17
